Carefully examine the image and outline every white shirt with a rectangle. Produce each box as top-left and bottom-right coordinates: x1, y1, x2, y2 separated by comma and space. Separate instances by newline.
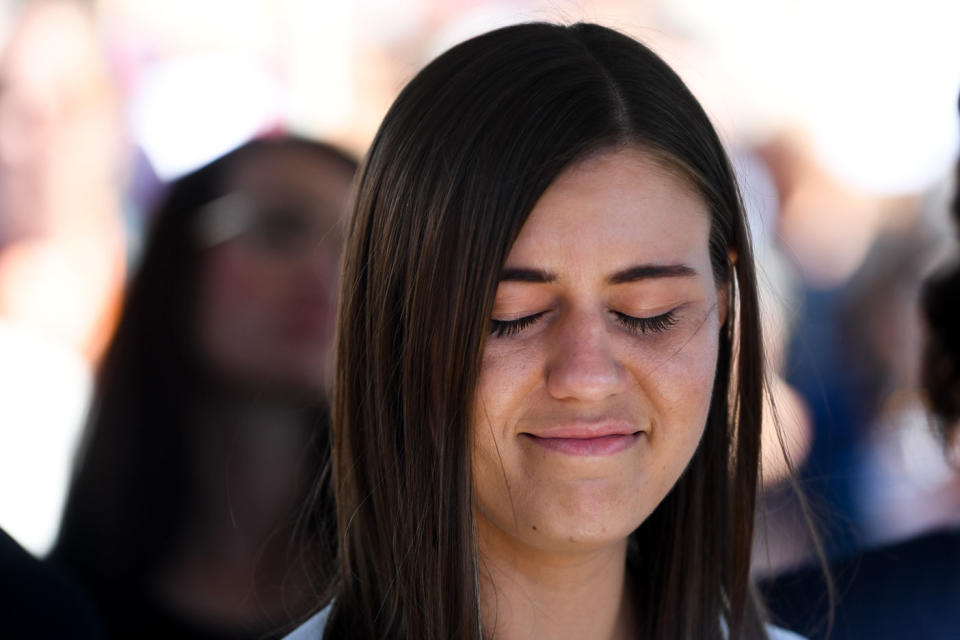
0, 321, 91, 555
284, 606, 329, 640
283, 605, 806, 640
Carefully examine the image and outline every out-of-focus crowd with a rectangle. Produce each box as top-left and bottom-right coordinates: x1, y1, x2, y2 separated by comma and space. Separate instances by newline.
1, 1, 959, 639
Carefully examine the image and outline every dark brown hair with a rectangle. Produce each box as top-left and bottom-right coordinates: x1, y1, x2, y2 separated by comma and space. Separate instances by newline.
324, 22, 768, 639
920, 95, 960, 439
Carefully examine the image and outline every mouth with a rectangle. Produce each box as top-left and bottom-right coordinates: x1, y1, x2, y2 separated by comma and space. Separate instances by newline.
520, 421, 644, 457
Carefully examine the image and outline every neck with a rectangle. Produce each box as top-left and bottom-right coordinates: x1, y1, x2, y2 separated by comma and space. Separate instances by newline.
151, 385, 321, 626
475, 514, 637, 640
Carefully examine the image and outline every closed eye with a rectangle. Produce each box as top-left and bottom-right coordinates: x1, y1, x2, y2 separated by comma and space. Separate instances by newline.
489, 311, 548, 337
612, 310, 678, 335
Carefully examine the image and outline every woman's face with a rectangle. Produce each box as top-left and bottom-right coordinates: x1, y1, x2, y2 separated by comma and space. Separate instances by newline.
196, 147, 353, 395
472, 147, 726, 557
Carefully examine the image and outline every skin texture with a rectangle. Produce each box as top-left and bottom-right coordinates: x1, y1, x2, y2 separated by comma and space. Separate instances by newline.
472, 147, 726, 639
195, 148, 353, 396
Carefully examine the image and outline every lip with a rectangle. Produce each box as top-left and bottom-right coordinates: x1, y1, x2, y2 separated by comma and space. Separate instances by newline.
520, 420, 644, 457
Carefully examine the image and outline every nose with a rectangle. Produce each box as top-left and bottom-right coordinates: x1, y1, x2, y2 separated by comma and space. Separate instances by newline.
545, 308, 629, 402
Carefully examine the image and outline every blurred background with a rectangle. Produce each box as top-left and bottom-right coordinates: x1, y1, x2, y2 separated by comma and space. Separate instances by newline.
1, 0, 959, 581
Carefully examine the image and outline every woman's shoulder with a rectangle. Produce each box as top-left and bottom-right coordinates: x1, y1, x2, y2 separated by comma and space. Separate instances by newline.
283, 605, 331, 640
280, 609, 805, 640
281, 608, 805, 640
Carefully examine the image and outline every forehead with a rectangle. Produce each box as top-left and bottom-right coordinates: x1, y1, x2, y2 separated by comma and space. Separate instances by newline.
225, 147, 354, 209
506, 147, 712, 270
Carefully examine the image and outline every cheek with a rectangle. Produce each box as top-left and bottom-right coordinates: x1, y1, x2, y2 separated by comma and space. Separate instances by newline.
471, 341, 544, 506
474, 341, 544, 431
632, 312, 720, 460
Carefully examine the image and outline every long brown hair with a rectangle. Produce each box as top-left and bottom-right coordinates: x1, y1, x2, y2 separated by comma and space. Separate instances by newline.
322, 22, 768, 639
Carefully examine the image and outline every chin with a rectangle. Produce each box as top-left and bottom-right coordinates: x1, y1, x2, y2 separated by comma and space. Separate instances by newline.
548, 513, 644, 550
513, 487, 650, 553
538, 523, 633, 551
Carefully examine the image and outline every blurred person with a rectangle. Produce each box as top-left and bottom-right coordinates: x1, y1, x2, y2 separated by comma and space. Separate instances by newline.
756, 199, 949, 575
761, 97, 960, 640
841, 217, 956, 545
286, 22, 805, 640
0, 0, 125, 358
754, 132, 930, 564
0, 0, 126, 553
50, 136, 357, 640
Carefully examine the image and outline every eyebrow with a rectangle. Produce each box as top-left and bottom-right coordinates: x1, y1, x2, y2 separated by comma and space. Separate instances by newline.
607, 263, 698, 284
499, 268, 556, 283
498, 263, 698, 284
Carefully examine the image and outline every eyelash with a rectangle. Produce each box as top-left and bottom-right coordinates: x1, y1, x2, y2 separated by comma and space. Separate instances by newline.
490, 311, 548, 337
612, 310, 678, 335
489, 309, 678, 338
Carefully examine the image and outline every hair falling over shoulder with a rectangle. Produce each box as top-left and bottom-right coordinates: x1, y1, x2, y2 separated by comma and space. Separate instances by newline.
315, 22, 798, 640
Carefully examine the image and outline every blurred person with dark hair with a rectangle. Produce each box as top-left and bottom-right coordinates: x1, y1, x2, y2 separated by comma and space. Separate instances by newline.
50, 136, 356, 640
762, 97, 960, 640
